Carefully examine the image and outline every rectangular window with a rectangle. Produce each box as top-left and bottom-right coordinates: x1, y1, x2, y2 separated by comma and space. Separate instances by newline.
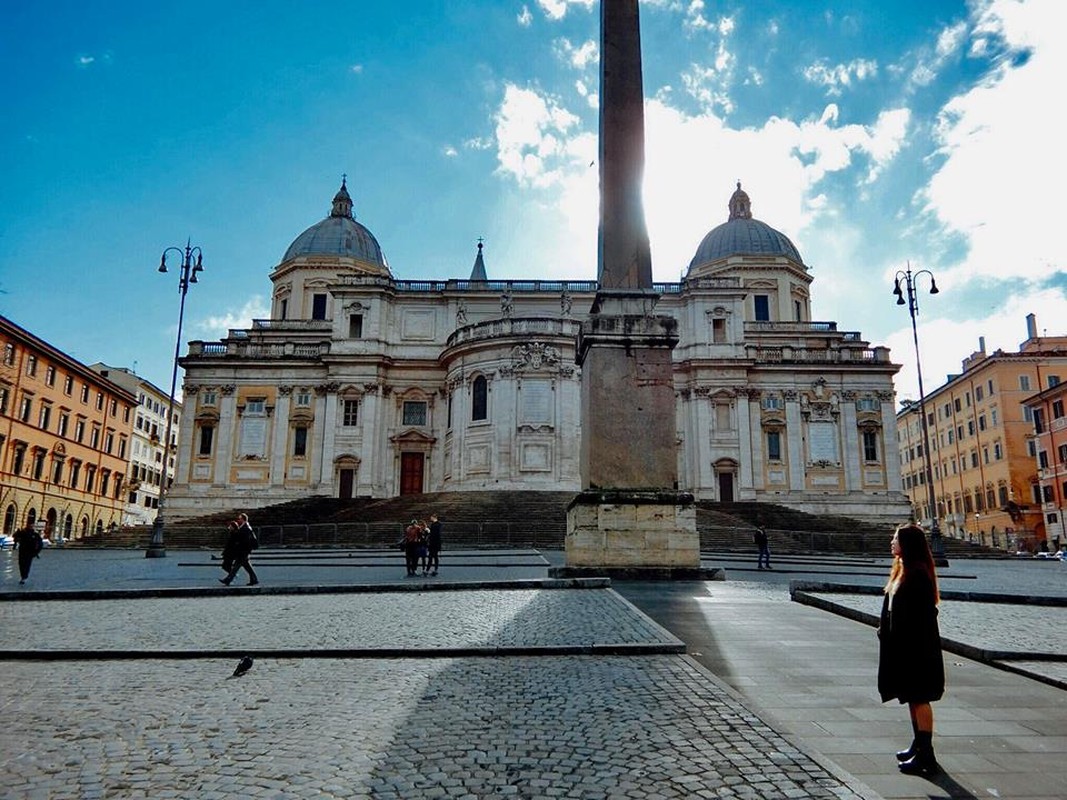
293, 426, 308, 457
967, 420, 975, 435
1058, 443, 1067, 464
711, 318, 726, 343
0, 387, 6, 415
988, 379, 994, 395
998, 485, 1009, 505
349, 313, 364, 338
295, 389, 311, 407
32, 450, 45, 480
975, 385, 984, 401
970, 451, 979, 468
75, 419, 85, 443
753, 295, 770, 321
203, 390, 217, 406
862, 430, 879, 461
12, 445, 26, 475
109, 398, 117, 416
245, 399, 265, 414
38, 404, 51, 430
1027, 439, 1036, 457
26, 355, 38, 377
58, 412, 69, 438
402, 401, 427, 426
1053, 400, 1065, 419
3, 343, 14, 365
19, 396, 32, 422
978, 414, 986, 431
69, 461, 80, 489
1039, 450, 1049, 468
767, 430, 782, 460
856, 397, 879, 412
118, 436, 127, 458
80, 385, 89, 403
342, 399, 359, 426
198, 426, 214, 456
96, 391, 104, 411
52, 459, 63, 485
1019, 375, 1031, 391
991, 408, 998, 426
45, 365, 56, 386
104, 432, 114, 454
90, 426, 100, 449
954, 398, 961, 412
100, 471, 110, 497
312, 293, 328, 320
1049, 375, 1061, 388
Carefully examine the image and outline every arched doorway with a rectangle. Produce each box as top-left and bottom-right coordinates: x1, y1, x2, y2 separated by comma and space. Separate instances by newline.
63, 514, 73, 539
26, 508, 37, 529
46, 508, 58, 538
3, 504, 16, 535
334, 455, 360, 500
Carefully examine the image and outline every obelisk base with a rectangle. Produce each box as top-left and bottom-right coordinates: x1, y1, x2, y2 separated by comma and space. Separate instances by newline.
550, 490, 721, 580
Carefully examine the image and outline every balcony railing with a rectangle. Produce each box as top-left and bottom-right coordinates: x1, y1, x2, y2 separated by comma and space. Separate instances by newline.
446, 317, 583, 348
749, 345, 890, 364
185, 341, 328, 359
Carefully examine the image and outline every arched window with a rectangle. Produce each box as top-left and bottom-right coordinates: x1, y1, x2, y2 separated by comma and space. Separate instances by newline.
472, 376, 488, 421
3, 504, 15, 535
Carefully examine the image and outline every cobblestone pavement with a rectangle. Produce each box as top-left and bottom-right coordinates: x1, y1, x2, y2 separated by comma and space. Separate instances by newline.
0, 582, 871, 800
1, 656, 867, 800
0, 588, 681, 653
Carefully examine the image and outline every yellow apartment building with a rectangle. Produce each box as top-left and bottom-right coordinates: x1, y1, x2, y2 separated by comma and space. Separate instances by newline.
896, 315, 1067, 551
1, 315, 136, 539
1024, 379, 1067, 550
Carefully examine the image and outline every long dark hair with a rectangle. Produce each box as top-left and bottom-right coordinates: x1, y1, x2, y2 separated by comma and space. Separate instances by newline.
885, 523, 940, 603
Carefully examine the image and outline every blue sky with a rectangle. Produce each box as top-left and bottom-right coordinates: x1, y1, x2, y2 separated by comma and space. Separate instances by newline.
1, 0, 1063, 400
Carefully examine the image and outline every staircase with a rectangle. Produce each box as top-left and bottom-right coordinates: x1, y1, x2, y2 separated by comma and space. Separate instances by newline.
69, 491, 1007, 558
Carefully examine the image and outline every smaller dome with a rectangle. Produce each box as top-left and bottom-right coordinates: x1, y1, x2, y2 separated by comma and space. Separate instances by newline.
689, 183, 802, 269
282, 178, 388, 268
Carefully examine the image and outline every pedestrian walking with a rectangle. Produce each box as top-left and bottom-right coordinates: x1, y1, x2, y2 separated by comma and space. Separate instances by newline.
878, 523, 945, 776
426, 514, 442, 576
13, 525, 44, 584
402, 519, 421, 577
754, 526, 771, 570
417, 520, 430, 575
219, 513, 259, 586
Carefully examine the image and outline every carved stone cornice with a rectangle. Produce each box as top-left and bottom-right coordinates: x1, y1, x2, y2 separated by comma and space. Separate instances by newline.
278, 385, 294, 396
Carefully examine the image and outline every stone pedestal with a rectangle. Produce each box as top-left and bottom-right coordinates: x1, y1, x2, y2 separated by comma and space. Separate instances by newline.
551, 489, 717, 579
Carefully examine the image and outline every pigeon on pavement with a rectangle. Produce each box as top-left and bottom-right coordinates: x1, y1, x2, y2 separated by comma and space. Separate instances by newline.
233, 656, 254, 677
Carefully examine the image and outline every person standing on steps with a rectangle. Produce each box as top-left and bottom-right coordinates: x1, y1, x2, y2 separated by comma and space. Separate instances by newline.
426, 514, 442, 576
220, 513, 259, 586
878, 523, 945, 777
754, 526, 771, 570
14, 524, 44, 584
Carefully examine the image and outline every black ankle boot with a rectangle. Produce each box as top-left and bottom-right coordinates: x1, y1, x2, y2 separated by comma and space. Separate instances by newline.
899, 732, 939, 776
895, 740, 917, 763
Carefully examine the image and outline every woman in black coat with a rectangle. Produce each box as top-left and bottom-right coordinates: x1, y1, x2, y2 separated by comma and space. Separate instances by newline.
878, 523, 945, 776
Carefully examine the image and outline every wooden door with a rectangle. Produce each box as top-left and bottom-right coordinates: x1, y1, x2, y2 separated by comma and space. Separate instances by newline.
399, 453, 424, 496
338, 469, 354, 499
718, 471, 734, 503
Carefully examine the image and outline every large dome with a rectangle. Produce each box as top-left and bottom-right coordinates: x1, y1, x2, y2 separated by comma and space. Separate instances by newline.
282, 179, 387, 267
689, 183, 802, 269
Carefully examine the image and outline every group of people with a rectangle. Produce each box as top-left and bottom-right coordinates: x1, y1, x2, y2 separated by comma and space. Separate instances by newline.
401, 514, 442, 577
219, 512, 259, 586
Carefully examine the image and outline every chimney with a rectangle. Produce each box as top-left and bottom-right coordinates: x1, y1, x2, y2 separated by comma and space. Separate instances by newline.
978, 336, 986, 354
1026, 313, 1038, 340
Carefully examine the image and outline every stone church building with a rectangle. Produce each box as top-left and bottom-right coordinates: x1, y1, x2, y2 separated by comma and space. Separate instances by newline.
166, 180, 910, 523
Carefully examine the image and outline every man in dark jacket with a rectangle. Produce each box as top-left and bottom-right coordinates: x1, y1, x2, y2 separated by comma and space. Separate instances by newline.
427, 514, 443, 576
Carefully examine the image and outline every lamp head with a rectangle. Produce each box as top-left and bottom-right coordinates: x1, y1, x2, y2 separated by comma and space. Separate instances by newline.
929, 277, 939, 295
896, 293, 906, 306
158, 254, 168, 273
892, 278, 902, 298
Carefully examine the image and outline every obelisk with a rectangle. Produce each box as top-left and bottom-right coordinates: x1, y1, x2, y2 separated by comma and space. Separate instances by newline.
560, 0, 699, 575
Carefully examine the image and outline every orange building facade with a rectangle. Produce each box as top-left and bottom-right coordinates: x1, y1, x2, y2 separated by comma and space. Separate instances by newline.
0, 315, 136, 539
1024, 379, 1067, 550
896, 316, 1067, 551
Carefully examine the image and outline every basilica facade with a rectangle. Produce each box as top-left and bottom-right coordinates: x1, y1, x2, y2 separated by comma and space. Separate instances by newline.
165, 180, 910, 523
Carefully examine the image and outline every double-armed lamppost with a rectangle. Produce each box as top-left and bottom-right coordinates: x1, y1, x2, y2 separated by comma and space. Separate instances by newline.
145, 240, 203, 558
893, 263, 948, 567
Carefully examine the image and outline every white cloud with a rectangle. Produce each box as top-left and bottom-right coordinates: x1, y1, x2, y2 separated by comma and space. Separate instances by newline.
197, 297, 270, 337
803, 58, 879, 95
518, 5, 533, 27
350, 64, 364, 74
493, 84, 588, 189
442, 145, 458, 158
886, 286, 1066, 401
77, 55, 95, 66
554, 38, 598, 70
536, 0, 594, 21
923, 0, 1066, 283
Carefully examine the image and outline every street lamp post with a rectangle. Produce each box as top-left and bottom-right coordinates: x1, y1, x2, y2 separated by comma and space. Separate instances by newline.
145, 240, 203, 558
893, 263, 948, 567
